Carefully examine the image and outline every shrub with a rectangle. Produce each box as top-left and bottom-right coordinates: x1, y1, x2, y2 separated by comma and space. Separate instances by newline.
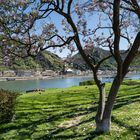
0, 89, 17, 124
79, 80, 95, 86
122, 80, 140, 86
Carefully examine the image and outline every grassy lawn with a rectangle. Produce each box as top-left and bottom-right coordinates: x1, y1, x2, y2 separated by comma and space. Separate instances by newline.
0, 80, 140, 140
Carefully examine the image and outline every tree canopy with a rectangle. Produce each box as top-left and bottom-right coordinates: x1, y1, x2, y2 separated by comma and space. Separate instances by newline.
0, 0, 140, 133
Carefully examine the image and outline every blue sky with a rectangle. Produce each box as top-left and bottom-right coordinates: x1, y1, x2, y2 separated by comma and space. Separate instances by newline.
33, 1, 132, 58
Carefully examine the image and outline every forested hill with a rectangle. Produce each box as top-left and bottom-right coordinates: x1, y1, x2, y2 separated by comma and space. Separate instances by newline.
0, 51, 63, 71
0, 48, 139, 71
68, 48, 140, 71
68, 48, 117, 70
130, 52, 140, 70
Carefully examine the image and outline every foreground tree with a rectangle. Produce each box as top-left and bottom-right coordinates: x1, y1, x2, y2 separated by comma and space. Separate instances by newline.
0, 0, 140, 133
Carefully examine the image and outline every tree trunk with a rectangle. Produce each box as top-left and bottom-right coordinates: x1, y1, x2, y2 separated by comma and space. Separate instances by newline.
95, 76, 122, 133
95, 83, 106, 133
95, 118, 111, 133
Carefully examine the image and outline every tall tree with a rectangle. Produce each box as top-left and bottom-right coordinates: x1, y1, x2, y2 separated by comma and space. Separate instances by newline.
0, 0, 140, 133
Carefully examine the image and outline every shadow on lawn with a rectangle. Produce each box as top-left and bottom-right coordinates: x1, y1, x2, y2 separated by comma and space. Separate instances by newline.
36, 118, 94, 140
0, 91, 140, 139
15, 101, 95, 121
112, 116, 140, 139
114, 93, 140, 109
0, 102, 97, 138
35, 93, 140, 140
83, 93, 140, 140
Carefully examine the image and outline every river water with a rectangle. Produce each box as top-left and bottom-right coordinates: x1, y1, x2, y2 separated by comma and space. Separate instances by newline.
0, 74, 140, 92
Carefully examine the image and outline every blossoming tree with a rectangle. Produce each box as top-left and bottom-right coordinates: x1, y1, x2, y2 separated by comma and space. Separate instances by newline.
0, 0, 140, 133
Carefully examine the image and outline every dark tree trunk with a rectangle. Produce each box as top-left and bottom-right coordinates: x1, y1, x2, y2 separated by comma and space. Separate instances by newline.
95, 76, 122, 133
95, 117, 111, 133
95, 83, 106, 133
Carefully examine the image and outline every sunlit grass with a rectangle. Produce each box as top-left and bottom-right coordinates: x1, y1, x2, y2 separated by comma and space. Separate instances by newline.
0, 80, 140, 139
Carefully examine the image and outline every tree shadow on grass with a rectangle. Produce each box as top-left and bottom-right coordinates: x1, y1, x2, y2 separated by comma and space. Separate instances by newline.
0, 90, 140, 139
114, 93, 140, 110
0, 101, 97, 138
112, 116, 140, 140
35, 115, 96, 140
19, 109, 96, 139
83, 94, 140, 140
37, 89, 140, 140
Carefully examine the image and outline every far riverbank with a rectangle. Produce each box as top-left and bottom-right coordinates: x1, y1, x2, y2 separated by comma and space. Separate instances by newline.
0, 72, 140, 82
0, 74, 93, 81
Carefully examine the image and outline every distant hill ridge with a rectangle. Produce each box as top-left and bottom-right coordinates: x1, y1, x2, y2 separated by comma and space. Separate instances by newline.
68, 47, 140, 71
0, 51, 63, 71
0, 48, 139, 71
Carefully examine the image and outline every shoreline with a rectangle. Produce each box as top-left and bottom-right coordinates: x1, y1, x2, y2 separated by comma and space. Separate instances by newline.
0, 74, 93, 82
0, 72, 140, 82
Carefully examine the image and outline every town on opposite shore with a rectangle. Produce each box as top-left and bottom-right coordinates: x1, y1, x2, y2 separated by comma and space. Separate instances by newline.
0, 48, 140, 81
0, 67, 139, 81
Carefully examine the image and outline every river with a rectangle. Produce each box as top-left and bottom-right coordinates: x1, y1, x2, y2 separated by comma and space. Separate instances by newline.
0, 73, 140, 92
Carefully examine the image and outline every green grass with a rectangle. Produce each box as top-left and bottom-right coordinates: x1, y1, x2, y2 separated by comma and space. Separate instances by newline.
0, 80, 140, 140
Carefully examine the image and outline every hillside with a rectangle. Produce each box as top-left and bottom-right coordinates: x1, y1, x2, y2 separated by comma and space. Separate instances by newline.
0, 51, 63, 71
69, 48, 140, 71
0, 48, 139, 72
131, 52, 140, 70
68, 48, 117, 70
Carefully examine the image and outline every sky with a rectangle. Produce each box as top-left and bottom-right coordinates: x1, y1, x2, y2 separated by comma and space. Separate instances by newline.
33, 1, 133, 58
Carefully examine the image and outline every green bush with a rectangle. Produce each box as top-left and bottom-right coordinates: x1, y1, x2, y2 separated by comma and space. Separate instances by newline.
0, 89, 17, 124
122, 80, 140, 86
79, 80, 95, 86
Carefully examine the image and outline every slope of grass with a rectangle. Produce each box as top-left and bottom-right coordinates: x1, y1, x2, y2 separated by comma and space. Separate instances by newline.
0, 80, 140, 140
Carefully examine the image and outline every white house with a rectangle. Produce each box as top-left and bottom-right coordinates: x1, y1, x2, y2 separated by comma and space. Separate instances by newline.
66, 68, 73, 74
